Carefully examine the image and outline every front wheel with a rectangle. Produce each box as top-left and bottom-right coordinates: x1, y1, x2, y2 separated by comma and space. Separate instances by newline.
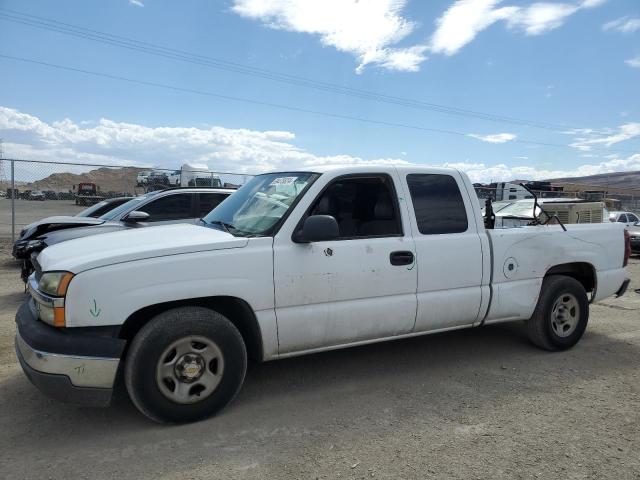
124, 306, 247, 423
527, 275, 589, 351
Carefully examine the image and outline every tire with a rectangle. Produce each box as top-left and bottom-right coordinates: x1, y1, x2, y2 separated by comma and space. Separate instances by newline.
124, 306, 247, 423
527, 275, 589, 351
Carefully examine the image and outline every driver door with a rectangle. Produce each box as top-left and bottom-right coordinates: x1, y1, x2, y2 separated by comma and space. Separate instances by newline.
273, 172, 418, 354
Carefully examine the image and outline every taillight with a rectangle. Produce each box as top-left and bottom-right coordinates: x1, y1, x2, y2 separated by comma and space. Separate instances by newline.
623, 229, 631, 267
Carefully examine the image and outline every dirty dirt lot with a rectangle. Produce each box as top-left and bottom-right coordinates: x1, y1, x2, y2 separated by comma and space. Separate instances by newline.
0, 242, 638, 480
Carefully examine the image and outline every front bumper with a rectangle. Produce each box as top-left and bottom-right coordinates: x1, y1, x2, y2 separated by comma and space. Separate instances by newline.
15, 300, 126, 407
630, 237, 640, 253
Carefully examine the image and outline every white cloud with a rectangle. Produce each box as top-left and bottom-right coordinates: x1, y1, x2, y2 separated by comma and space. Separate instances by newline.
2, 106, 638, 184
570, 122, 640, 151
231, 0, 427, 73
625, 56, 640, 68
603, 16, 640, 33
231, 0, 605, 72
429, 0, 517, 55
129, 0, 144, 7
468, 132, 517, 143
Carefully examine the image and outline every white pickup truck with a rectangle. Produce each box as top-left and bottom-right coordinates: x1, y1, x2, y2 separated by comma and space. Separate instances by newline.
16, 165, 631, 423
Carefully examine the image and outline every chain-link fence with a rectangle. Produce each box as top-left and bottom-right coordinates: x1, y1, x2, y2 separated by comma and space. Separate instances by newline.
1, 158, 639, 245
0, 158, 254, 244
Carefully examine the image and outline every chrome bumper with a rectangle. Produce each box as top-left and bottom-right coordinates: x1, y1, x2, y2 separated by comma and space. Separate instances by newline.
16, 330, 120, 389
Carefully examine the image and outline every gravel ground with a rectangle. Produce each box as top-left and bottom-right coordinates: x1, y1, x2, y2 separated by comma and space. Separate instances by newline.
0, 241, 638, 480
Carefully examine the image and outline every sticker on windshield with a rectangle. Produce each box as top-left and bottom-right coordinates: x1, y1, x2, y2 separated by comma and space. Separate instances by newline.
270, 177, 297, 186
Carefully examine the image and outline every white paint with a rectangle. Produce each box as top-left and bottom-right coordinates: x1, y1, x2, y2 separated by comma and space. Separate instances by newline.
33, 164, 629, 361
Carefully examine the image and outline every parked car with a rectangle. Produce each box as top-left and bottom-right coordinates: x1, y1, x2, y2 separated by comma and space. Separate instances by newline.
16, 188, 233, 281
136, 171, 151, 186
627, 222, 640, 253
28, 191, 45, 201
168, 170, 181, 186
14, 165, 630, 423
13, 196, 133, 259
609, 211, 640, 228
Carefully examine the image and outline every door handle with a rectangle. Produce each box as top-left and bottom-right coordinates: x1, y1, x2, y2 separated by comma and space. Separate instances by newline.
390, 251, 414, 266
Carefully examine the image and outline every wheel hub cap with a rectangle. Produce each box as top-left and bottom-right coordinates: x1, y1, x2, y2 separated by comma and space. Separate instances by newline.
175, 355, 205, 382
155, 336, 224, 404
551, 293, 580, 338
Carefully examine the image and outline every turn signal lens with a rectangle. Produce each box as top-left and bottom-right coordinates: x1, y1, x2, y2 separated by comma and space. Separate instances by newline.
53, 307, 66, 327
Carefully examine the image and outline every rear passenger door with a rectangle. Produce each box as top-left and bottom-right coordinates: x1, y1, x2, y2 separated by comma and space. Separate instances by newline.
197, 192, 228, 218
137, 192, 197, 225
400, 172, 484, 332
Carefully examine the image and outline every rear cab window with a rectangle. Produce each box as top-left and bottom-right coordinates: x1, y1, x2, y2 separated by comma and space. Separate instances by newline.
406, 174, 468, 234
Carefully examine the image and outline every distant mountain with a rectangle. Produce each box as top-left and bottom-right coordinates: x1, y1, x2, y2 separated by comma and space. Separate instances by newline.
547, 171, 640, 191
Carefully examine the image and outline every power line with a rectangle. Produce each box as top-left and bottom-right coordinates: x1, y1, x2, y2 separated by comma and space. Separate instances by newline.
0, 7, 617, 136
1, 53, 637, 156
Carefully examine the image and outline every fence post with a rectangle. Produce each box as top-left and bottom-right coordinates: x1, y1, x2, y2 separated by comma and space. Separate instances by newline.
11, 159, 15, 242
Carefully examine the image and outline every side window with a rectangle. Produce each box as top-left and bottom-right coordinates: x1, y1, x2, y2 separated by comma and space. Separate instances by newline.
198, 193, 227, 217
139, 193, 193, 222
618, 214, 628, 223
406, 174, 468, 235
627, 213, 638, 223
307, 175, 402, 238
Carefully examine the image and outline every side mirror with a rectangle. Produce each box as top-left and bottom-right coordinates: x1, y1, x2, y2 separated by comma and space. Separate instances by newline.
293, 215, 339, 243
123, 210, 150, 223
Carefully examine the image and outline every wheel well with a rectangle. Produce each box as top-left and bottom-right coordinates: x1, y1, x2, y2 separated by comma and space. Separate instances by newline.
545, 262, 596, 294
119, 297, 264, 362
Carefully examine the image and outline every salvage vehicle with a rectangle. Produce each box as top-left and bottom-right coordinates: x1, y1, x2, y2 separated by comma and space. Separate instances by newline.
28, 191, 46, 201
13, 196, 132, 259
15, 165, 630, 423
14, 188, 232, 281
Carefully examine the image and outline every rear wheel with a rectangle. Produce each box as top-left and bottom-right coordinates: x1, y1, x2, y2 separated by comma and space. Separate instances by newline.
124, 306, 247, 423
527, 275, 589, 351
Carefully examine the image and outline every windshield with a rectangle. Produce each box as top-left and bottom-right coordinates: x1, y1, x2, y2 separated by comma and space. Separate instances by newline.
203, 172, 318, 236
99, 192, 156, 220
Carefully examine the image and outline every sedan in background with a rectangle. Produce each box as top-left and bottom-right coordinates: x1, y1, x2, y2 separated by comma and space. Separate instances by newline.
609, 211, 640, 228
12, 196, 133, 259
18, 187, 233, 281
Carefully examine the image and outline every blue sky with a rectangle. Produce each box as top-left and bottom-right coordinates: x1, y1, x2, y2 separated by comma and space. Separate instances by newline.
0, 0, 638, 182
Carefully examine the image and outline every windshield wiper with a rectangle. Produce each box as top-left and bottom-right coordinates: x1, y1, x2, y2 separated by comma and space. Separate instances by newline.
206, 219, 235, 234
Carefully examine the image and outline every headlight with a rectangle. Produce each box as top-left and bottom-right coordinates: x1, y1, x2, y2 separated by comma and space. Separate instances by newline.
26, 239, 45, 252
38, 271, 74, 297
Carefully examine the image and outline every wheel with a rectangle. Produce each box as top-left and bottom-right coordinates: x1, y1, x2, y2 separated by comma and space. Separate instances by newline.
124, 306, 247, 423
527, 275, 589, 351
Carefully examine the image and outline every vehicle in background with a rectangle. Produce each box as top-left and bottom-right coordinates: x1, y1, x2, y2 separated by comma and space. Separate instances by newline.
480, 200, 514, 216
16, 188, 233, 281
13, 165, 629, 423
28, 191, 45, 201
168, 170, 181, 186
5, 188, 19, 198
76, 196, 133, 218
13, 196, 133, 260
0, 191, 6, 198
147, 170, 169, 188
43, 190, 59, 200
494, 198, 606, 228
136, 171, 151, 186
73, 182, 104, 206
180, 163, 222, 188
609, 211, 640, 228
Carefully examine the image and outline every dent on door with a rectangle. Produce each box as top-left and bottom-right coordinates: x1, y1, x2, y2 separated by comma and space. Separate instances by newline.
273, 236, 417, 354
